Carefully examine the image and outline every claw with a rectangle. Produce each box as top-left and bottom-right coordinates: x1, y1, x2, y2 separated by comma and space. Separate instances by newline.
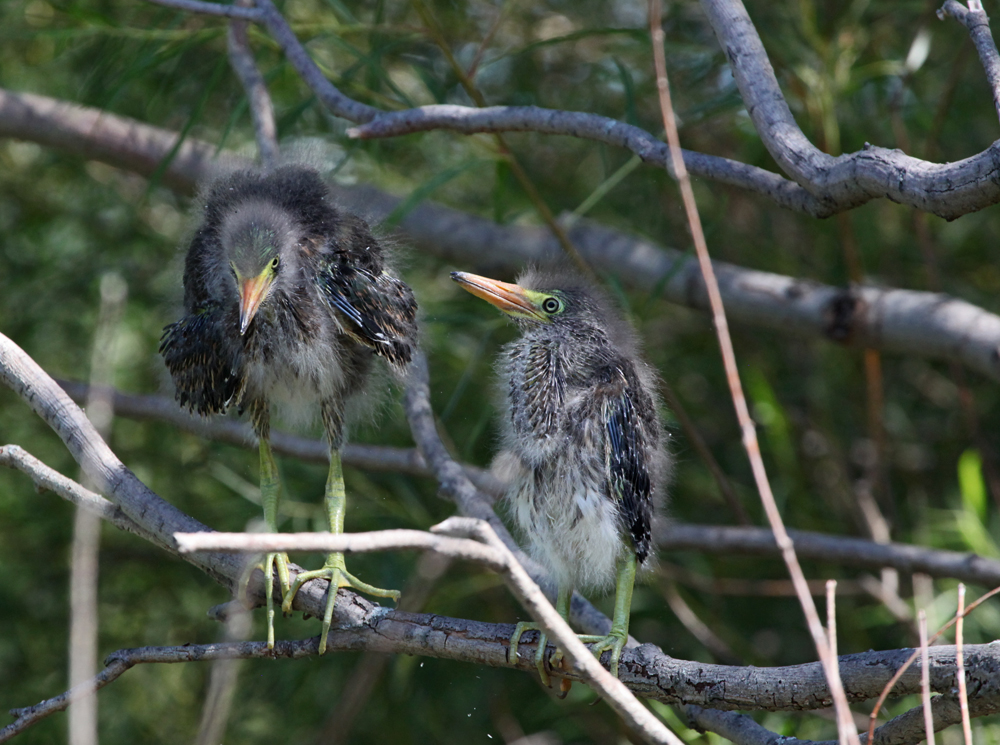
284, 553, 399, 654
237, 551, 292, 650
510, 621, 552, 687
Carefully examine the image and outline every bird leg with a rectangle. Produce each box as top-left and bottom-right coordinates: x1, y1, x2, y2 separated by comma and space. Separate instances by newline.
282, 448, 400, 654
575, 550, 636, 679
508, 585, 572, 688
237, 437, 292, 649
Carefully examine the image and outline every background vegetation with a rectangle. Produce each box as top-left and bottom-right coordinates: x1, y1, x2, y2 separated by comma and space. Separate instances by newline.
1, 0, 999, 742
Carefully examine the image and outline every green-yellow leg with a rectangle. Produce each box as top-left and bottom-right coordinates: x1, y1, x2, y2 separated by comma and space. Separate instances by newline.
509, 586, 571, 687
237, 438, 292, 649
283, 449, 400, 654
576, 550, 637, 679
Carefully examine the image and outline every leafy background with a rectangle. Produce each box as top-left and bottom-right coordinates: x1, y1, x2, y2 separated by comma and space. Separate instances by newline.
1, 0, 999, 742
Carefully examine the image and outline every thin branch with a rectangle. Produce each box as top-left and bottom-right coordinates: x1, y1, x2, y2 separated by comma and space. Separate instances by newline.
867, 583, 1000, 739
178, 520, 685, 745
57, 380, 504, 496
919, 611, 936, 745
647, 2, 859, 743
410, 0, 593, 277
955, 584, 973, 745
147, 0, 262, 20
4, 89, 1000, 384
226, 0, 279, 168
0, 445, 149, 540
659, 378, 750, 525
658, 523, 1000, 590
938, 0, 1000, 125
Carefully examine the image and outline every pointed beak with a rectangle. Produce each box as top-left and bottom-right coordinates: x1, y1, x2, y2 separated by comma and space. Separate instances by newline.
450, 271, 547, 322
238, 271, 274, 335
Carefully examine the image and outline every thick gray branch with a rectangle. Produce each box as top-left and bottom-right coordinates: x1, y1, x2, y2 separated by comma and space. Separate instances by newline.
2, 89, 998, 381
697, 0, 1000, 219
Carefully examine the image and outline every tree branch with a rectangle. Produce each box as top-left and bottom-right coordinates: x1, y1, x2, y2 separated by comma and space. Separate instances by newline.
56, 380, 504, 496
226, 0, 279, 168
938, 0, 1000, 125
177, 519, 684, 745
147, 0, 1000, 219
2, 89, 999, 383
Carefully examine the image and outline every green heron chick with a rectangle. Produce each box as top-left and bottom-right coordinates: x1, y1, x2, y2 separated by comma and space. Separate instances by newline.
452, 268, 669, 683
161, 165, 417, 653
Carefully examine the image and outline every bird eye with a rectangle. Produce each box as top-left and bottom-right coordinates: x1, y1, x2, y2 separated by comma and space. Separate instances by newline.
541, 296, 563, 314
270, 257, 280, 271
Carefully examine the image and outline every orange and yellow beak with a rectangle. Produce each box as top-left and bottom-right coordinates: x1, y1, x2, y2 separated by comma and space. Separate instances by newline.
238, 271, 275, 335
451, 271, 549, 322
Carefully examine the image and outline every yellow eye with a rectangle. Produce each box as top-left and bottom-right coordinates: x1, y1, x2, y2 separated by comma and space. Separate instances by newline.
270, 257, 280, 270
541, 296, 563, 314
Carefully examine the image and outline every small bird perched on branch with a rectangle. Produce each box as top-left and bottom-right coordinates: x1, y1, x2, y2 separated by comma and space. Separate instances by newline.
452, 268, 669, 684
161, 164, 417, 653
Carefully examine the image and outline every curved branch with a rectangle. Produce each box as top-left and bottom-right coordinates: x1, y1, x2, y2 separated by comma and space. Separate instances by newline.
149, 0, 1000, 219
938, 0, 1000, 125
2, 89, 997, 382
226, 0, 279, 168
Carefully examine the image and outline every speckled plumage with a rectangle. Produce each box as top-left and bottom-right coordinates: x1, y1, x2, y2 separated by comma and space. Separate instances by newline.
160, 165, 418, 441
490, 268, 670, 591
160, 164, 418, 652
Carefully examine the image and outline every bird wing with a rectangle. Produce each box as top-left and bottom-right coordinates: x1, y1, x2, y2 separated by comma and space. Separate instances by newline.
316, 264, 418, 372
159, 305, 243, 416
603, 368, 653, 563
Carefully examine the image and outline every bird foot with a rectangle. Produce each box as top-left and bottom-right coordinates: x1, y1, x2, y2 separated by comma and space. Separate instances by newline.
237, 552, 292, 650
510, 622, 563, 688
577, 631, 628, 679
283, 553, 400, 655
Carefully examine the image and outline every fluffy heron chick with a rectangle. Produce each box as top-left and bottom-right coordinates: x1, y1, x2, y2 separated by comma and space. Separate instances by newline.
161, 164, 417, 653
452, 267, 670, 683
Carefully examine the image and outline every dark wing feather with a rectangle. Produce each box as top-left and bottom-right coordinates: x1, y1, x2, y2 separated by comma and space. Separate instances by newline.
604, 370, 653, 563
159, 305, 243, 416
317, 264, 418, 372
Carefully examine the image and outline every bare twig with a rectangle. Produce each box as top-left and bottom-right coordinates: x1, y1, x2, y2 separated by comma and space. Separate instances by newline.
658, 523, 1000, 594
956, 584, 973, 745
147, 0, 261, 20
919, 611, 936, 745
226, 0, 279, 168
938, 0, 1000, 125
647, 2, 858, 743
4, 89, 1000, 384
867, 583, 1000, 740
659, 378, 750, 525
410, 0, 593, 277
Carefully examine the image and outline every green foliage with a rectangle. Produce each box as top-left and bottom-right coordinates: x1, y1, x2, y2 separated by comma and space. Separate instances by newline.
2, 0, 1000, 742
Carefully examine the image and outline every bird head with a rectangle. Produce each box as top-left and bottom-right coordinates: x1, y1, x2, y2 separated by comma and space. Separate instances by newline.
451, 269, 599, 330
219, 200, 298, 335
